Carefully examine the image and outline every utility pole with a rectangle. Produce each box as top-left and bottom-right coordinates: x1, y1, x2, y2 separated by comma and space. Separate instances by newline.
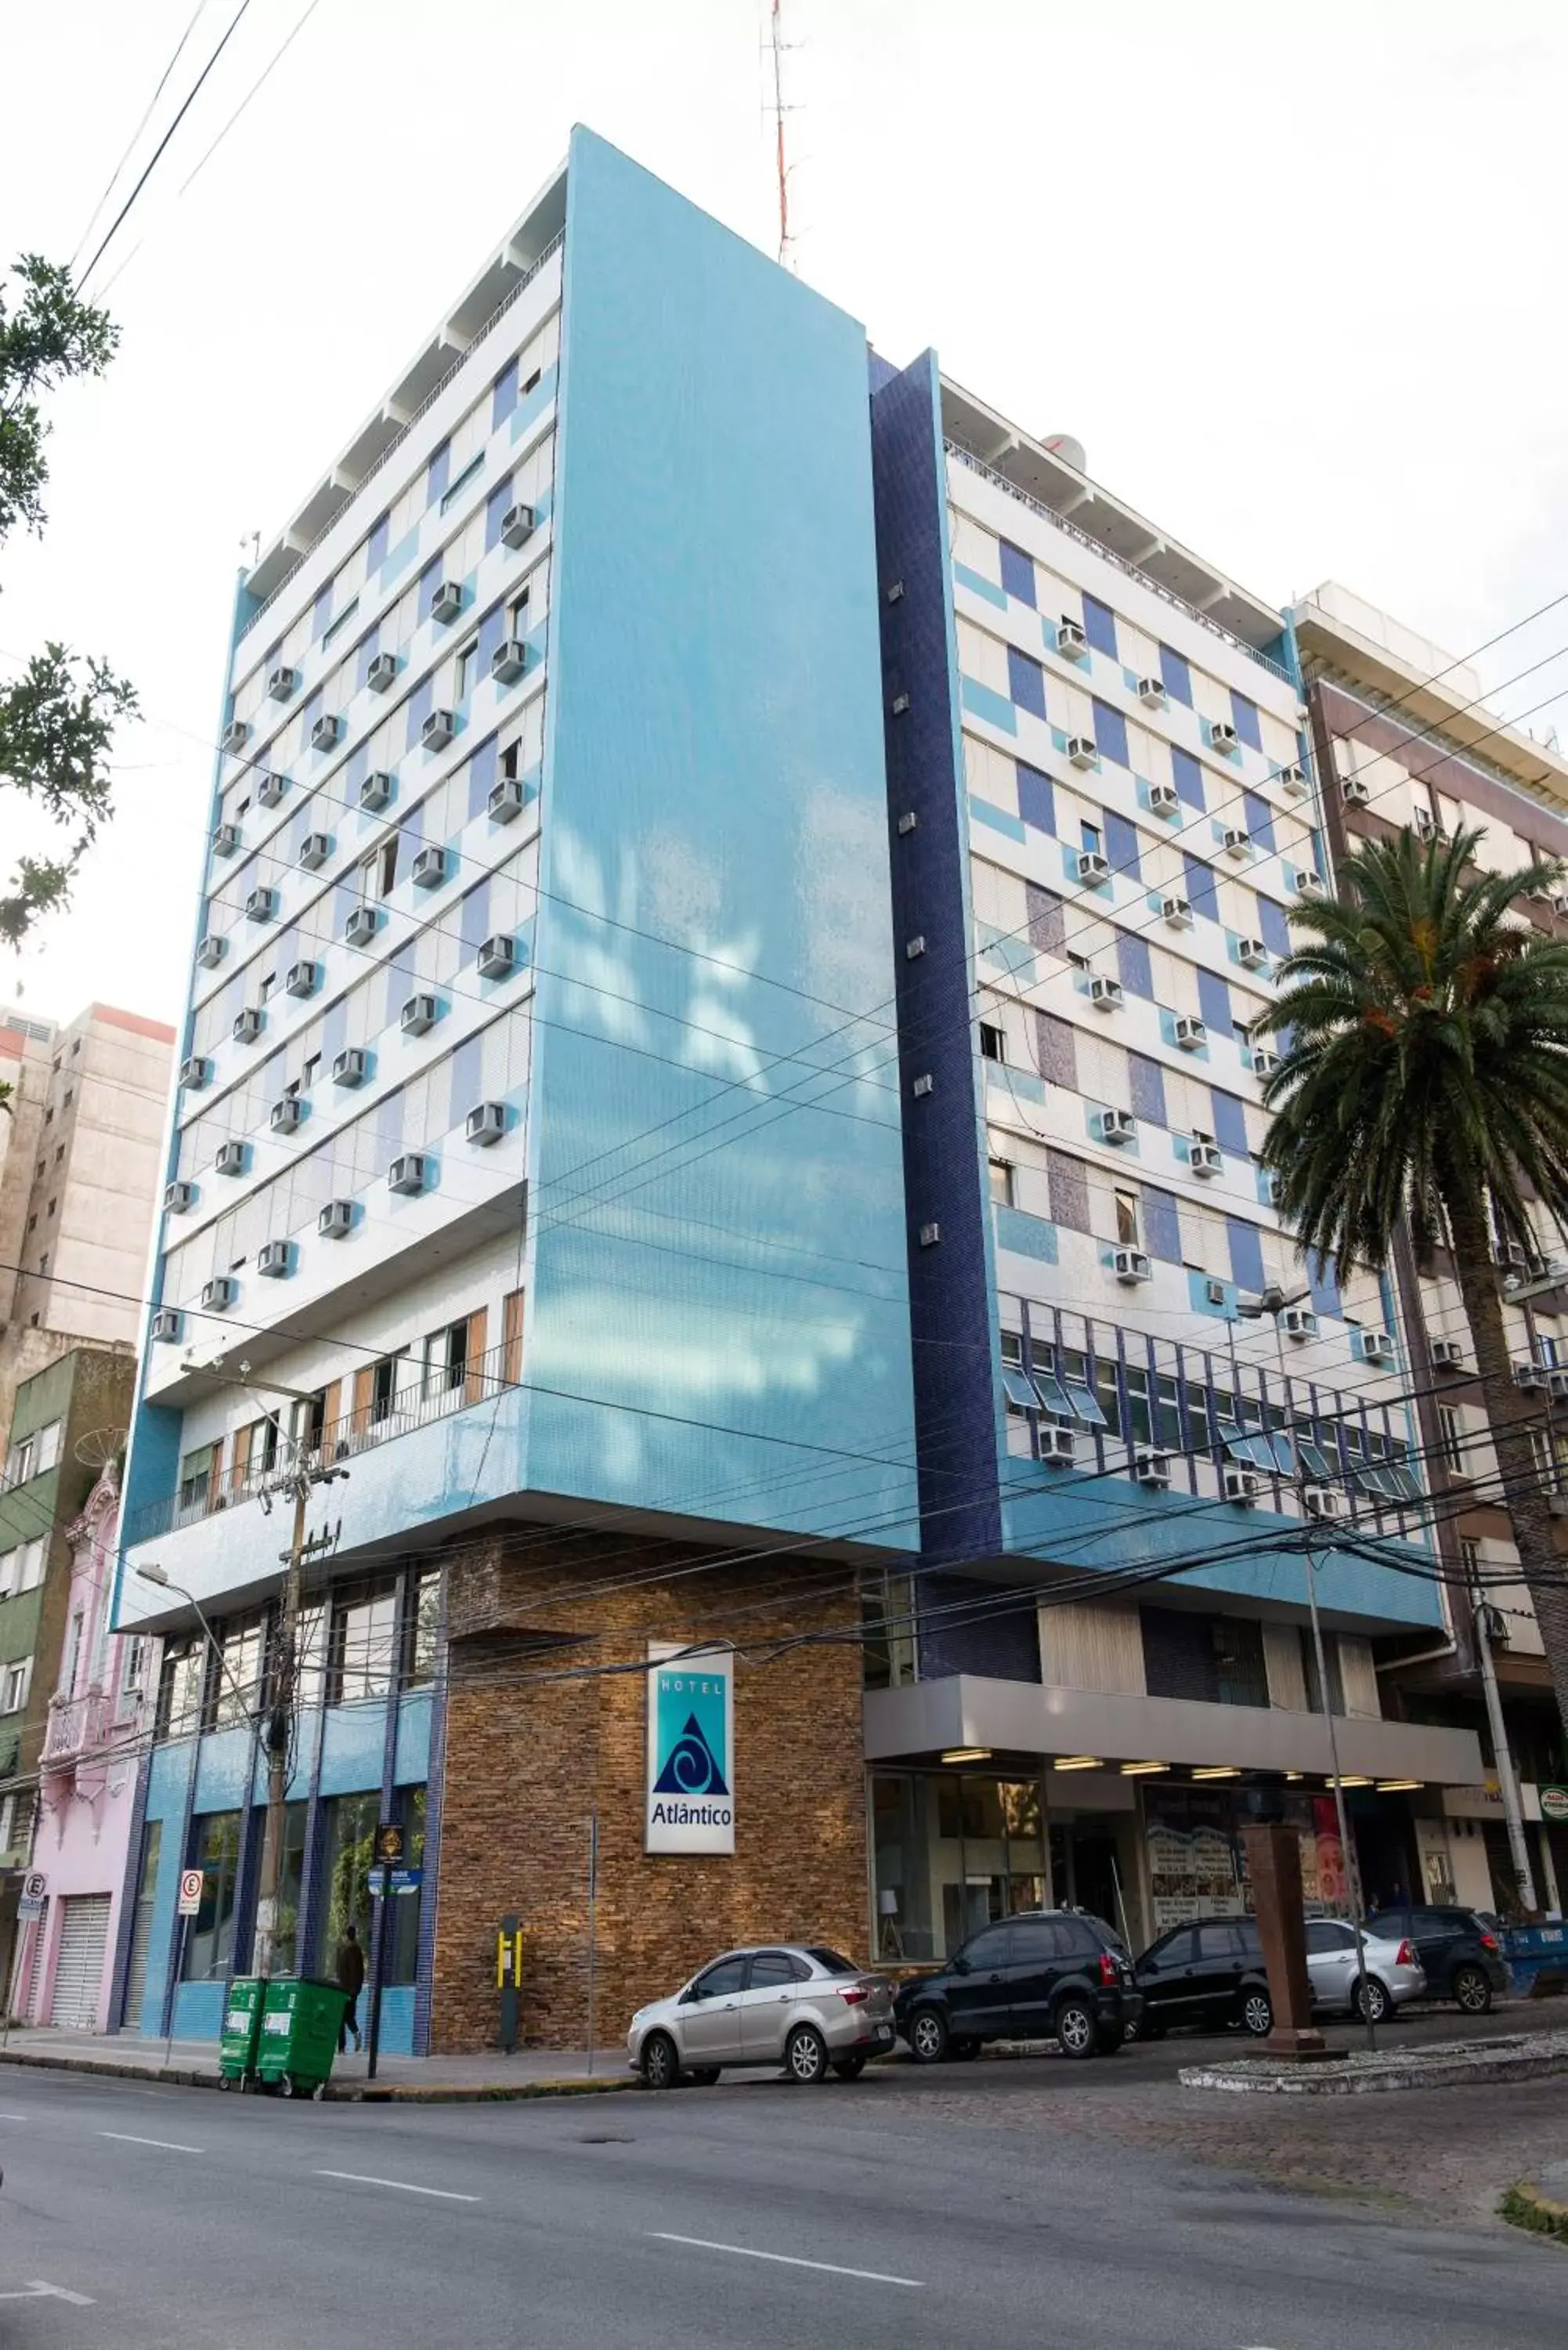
1472, 1592, 1538, 1914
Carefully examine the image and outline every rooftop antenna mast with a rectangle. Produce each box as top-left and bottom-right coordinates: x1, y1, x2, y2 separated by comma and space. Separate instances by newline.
764, 0, 797, 270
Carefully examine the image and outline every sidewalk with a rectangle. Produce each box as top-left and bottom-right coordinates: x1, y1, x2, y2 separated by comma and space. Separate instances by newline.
0, 2023, 638, 2102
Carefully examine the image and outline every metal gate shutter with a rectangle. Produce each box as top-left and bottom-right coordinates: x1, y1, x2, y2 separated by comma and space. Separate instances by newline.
50, 1893, 111, 2030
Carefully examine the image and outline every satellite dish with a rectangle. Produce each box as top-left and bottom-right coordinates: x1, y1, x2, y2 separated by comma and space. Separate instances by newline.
74, 1426, 126, 1470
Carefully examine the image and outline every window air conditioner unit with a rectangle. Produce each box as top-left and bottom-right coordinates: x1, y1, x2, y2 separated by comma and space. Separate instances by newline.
477, 932, 515, 979
1279, 762, 1308, 798
1190, 1141, 1223, 1177
332, 1046, 369, 1087
267, 666, 298, 702
1205, 1278, 1228, 1305
411, 845, 450, 889
197, 935, 226, 970
1087, 974, 1123, 1010
179, 1054, 211, 1090
1548, 1368, 1568, 1401
151, 1307, 182, 1343
257, 771, 287, 809
1076, 848, 1111, 883
221, 719, 249, 754
431, 580, 464, 624
1282, 1307, 1319, 1341
400, 992, 439, 1036
201, 1275, 237, 1312
422, 708, 455, 752
1295, 869, 1324, 897
257, 1239, 292, 1278
1358, 1329, 1396, 1364
367, 651, 398, 693
481, 638, 523, 692
1342, 776, 1371, 806
1223, 1466, 1260, 1505
1173, 1015, 1206, 1050
1252, 1047, 1280, 1077
359, 769, 393, 812
1055, 618, 1088, 662
298, 830, 331, 870
1430, 1340, 1465, 1370
1222, 827, 1251, 860
310, 714, 341, 751
285, 960, 320, 1000
1099, 1108, 1136, 1145
500, 502, 535, 548
215, 822, 241, 857
1303, 1484, 1346, 1522
1112, 1246, 1152, 1283
318, 1199, 355, 1238
1264, 1170, 1283, 1207
1148, 781, 1180, 818
1516, 1359, 1548, 1391
1208, 721, 1241, 754
489, 774, 524, 823
215, 1141, 247, 1177
1411, 806, 1435, 838
245, 885, 279, 923
1067, 736, 1099, 771
1039, 1424, 1077, 1465
1162, 895, 1194, 928
345, 904, 380, 948
269, 1096, 304, 1135
233, 1007, 264, 1044
466, 1101, 506, 1146
1133, 1451, 1172, 1488
164, 1180, 195, 1215
1137, 676, 1167, 709
1237, 937, 1270, 970
388, 1152, 430, 1196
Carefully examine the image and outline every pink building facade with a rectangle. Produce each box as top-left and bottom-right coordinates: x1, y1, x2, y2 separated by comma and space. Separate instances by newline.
15, 1465, 154, 2030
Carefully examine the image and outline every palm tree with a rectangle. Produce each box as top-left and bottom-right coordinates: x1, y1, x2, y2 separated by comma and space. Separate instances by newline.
1256, 825, 1568, 1741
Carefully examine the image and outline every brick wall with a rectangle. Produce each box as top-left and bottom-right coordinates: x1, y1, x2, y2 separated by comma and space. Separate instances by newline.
429, 1530, 869, 2053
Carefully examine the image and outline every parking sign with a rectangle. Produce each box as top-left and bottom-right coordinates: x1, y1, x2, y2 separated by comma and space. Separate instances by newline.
178, 1867, 205, 1916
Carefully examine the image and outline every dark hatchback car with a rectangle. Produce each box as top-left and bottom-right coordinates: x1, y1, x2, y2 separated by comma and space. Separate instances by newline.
894, 1911, 1140, 2062
1361, 1904, 1508, 2012
1134, 1917, 1274, 2038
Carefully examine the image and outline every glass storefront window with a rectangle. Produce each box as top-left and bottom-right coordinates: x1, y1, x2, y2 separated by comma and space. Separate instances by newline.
871, 1770, 1048, 1962
387, 1787, 427, 1986
182, 1810, 242, 1980
273, 1800, 309, 1976
317, 1791, 379, 1971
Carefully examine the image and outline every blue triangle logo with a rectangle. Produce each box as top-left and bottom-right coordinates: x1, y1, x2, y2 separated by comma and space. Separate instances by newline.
654, 1712, 728, 1796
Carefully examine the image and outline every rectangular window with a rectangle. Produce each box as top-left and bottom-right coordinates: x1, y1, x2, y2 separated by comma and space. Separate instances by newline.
988, 1159, 1015, 1207
0, 1550, 13, 1599
1082, 593, 1118, 660
1007, 644, 1047, 718
1300, 1628, 1346, 1716
485, 473, 515, 553
32, 1421, 62, 1474
2, 1659, 30, 1712
508, 586, 530, 638
16, 1538, 45, 1591
312, 581, 334, 642
1092, 698, 1129, 768
316, 1789, 381, 1975
1115, 1188, 1140, 1246
182, 1810, 242, 1980
121, 1635, 149, 1693
423, 1315, 471, 1397
408, 1571, 440, 1687
211, 1618, 264, 1731
978, 1022, 1005, 1064
999, 540, 1035, 605
332, 1582, 399, 1705
439, 452, 485, 514
295, 1602, 329, 1712
1158, 645, 1193, 706
387, 1786, 428, 1987
1016, 761, 1055, 835
274, 1800, 309, 1977
5, 1434, 34, 1488
157, 1639, 206, 1738
455, 638, 479, 702
1439, 1406, 1465, 1474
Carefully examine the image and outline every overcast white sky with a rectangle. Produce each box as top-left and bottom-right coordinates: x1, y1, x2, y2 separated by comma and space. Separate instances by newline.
5, 0, 1568, 1032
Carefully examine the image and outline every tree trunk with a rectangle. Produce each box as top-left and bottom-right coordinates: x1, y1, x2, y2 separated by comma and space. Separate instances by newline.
1445, 1187, 1568, 1747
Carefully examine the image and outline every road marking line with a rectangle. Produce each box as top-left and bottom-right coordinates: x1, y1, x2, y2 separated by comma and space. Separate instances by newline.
98, 2131, 203, 2153
649, 2232, 923, 2288
316, 2169, 481, 2204
0, 2283, 96, 2306
0, 2112, 29, 2121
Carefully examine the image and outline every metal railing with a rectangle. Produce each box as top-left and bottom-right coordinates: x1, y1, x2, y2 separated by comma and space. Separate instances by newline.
237, 229, 566, 644
129, 1334, 522, 1546
944, 440, 1294, 687
41, 1688, 125, 1763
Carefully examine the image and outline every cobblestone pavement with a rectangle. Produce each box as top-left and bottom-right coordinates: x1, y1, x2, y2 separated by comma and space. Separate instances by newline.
857, 1999, 1568, 2232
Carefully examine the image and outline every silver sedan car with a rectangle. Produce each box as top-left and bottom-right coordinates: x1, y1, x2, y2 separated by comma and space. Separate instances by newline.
1306, 1918, 1425, 2021
628, 1944, 896, 2087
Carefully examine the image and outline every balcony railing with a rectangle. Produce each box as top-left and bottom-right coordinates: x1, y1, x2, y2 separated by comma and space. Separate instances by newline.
42, 1689, 114, 1763
128, 1334, 522, 1548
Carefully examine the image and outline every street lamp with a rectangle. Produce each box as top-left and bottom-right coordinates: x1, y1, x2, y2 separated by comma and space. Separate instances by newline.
135, 1563, 255, 1723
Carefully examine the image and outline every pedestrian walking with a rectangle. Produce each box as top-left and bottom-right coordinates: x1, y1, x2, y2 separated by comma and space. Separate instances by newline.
336, 1922, 366, 2051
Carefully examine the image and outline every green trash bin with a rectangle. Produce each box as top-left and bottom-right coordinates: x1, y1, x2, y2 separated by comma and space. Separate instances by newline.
219, 1976, 267, 2090
255, 1976, 351, 2099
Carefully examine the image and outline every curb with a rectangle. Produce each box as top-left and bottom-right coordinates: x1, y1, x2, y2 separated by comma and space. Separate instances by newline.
0, 2047, 641, 2104
1500, 2181, 1568, 2245
1180, 2030, 1568, 2096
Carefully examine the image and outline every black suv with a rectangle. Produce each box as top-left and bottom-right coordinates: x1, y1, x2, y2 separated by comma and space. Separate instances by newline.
894, 1911, 1139, 2063
1134, 1917, 1274, 2038
1361, 1904, 1508, 2012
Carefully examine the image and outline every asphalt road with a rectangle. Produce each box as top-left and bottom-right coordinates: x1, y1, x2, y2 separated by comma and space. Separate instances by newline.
1, 2052, 1563, 2350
